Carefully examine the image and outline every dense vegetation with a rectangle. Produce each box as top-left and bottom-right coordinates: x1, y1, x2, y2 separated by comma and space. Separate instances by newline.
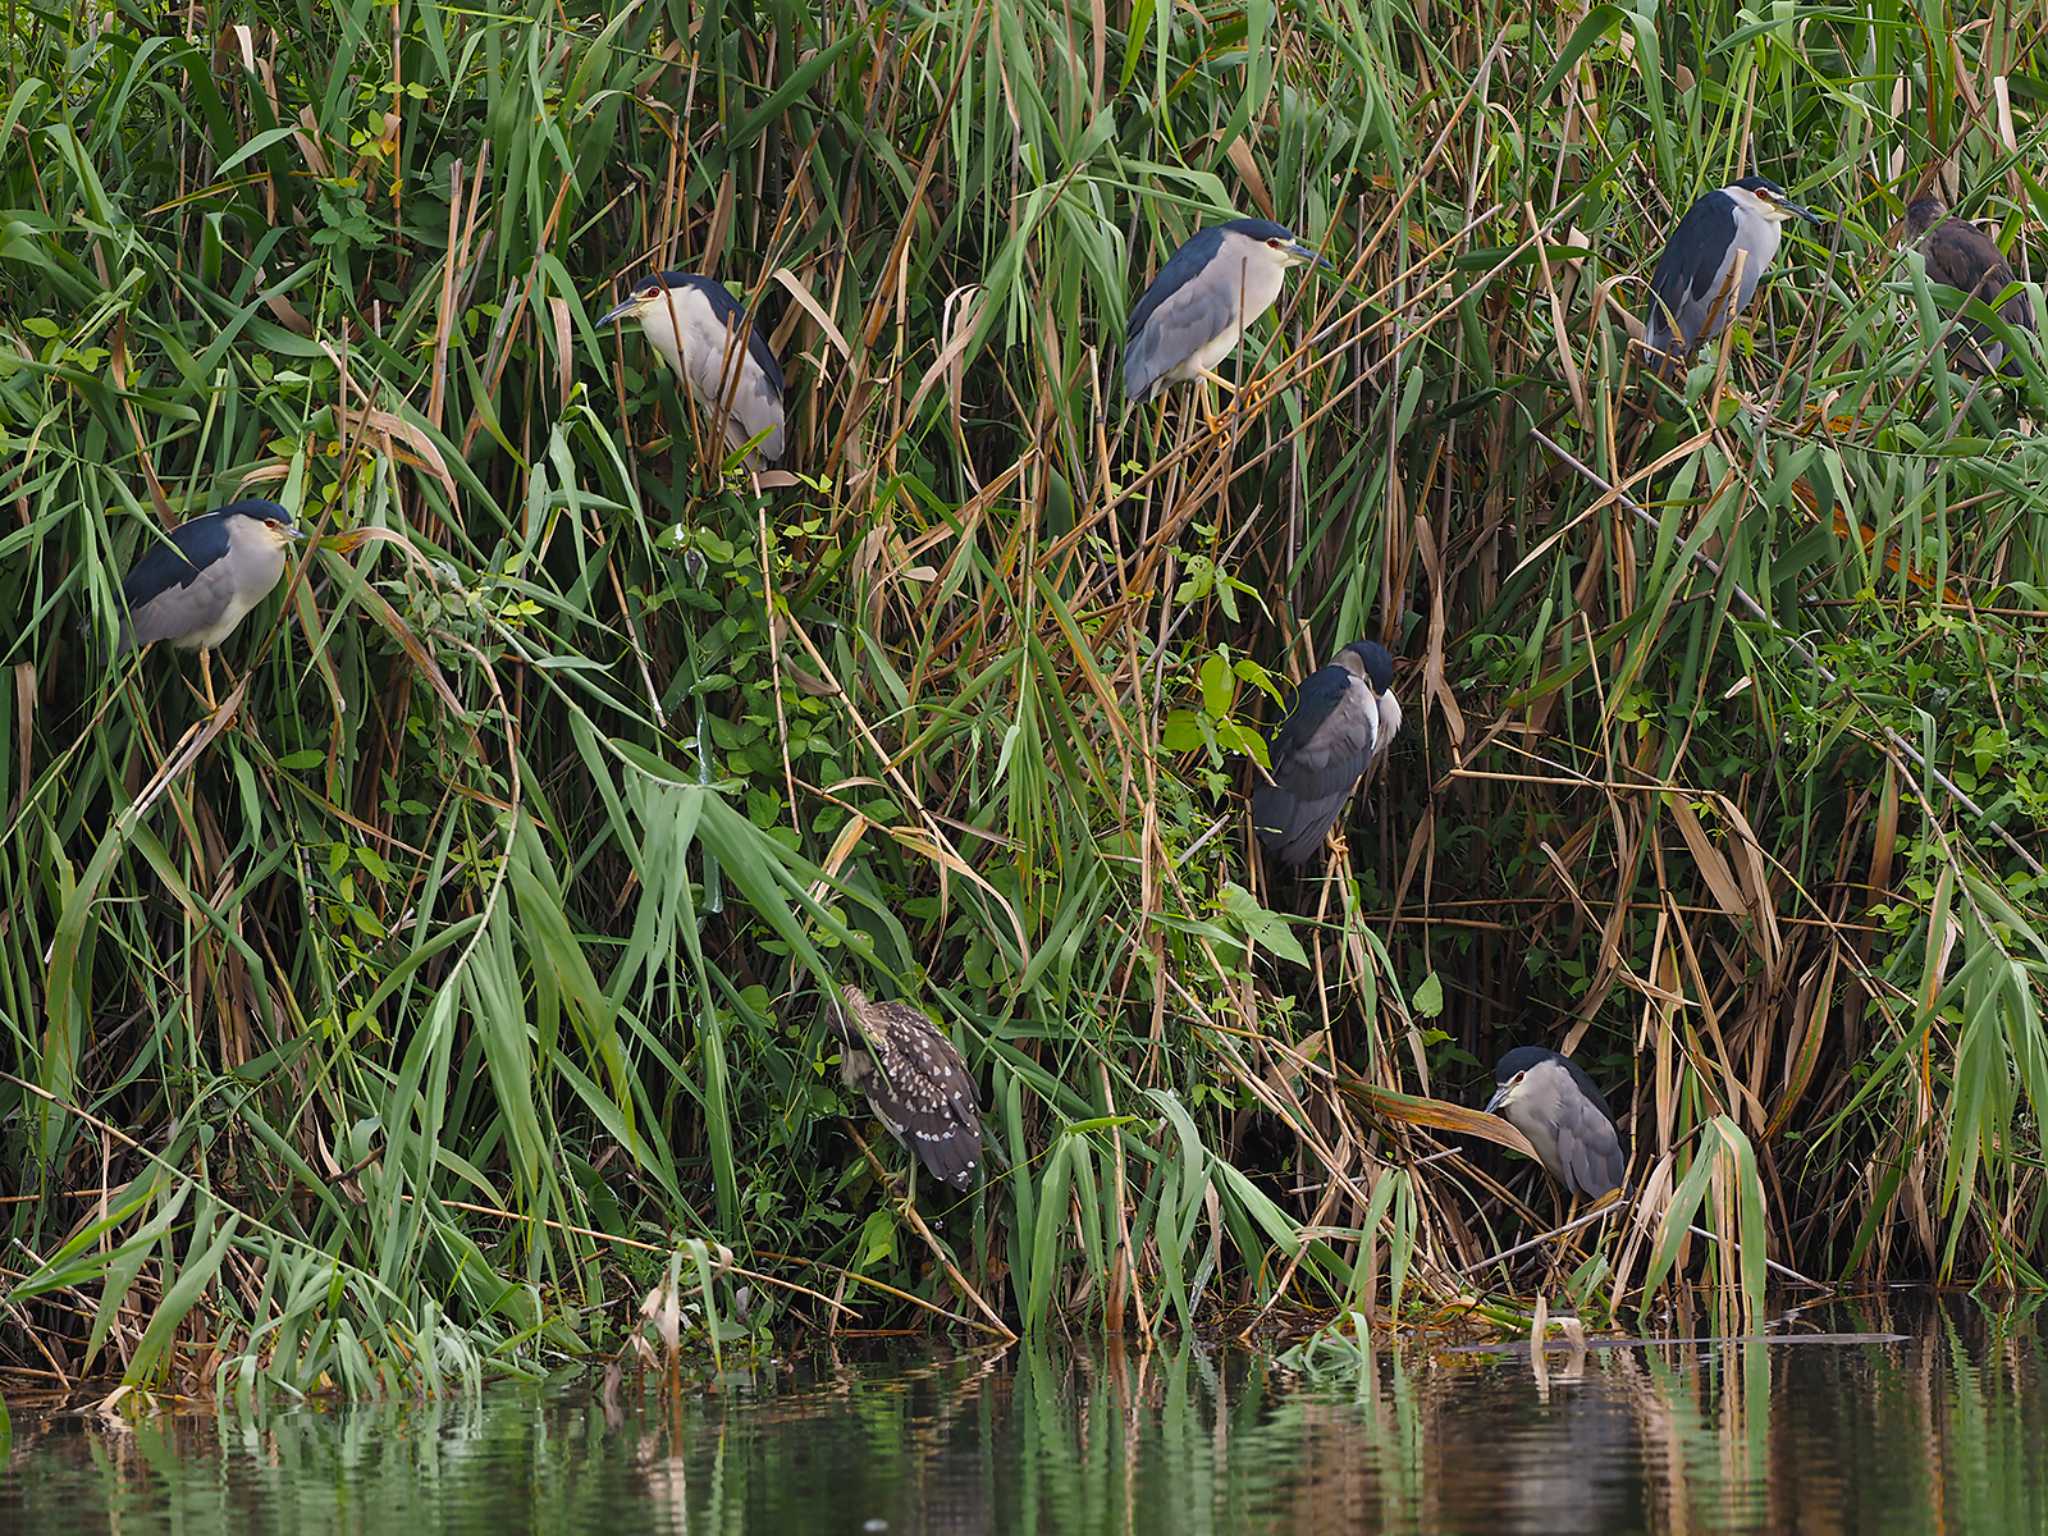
4, 0, 2046, 1396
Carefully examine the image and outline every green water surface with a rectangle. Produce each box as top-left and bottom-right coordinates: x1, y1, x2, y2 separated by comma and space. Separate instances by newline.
1, 1298, 2042, 1533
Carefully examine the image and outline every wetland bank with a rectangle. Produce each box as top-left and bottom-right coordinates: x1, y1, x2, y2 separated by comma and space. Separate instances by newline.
4, 6, 2048, 1528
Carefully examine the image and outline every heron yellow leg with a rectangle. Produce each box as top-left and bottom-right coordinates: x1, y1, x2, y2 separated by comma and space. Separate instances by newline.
199, 650, 218, 713
1195, 370, 1241, 434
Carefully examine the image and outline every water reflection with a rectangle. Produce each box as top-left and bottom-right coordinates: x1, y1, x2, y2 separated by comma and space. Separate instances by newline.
1, 1296, 2042, 1534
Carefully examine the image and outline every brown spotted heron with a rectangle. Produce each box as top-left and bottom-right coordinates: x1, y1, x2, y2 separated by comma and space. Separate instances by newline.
827, 985, 984, 1201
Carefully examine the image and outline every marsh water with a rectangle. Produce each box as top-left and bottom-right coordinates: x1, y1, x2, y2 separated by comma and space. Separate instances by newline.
2, 1298, 2042, 1534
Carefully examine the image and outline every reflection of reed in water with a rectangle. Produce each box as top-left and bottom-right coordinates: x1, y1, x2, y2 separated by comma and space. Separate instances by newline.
3, 1303, 2044, 1533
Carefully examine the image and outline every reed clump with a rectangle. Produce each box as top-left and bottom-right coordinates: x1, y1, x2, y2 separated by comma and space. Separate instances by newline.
2, 3, 2044, 1396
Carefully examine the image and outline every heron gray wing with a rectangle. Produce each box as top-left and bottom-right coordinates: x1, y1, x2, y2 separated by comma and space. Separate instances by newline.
119, 514, 231, 634
725, 366, 787, 463
1646, 191, 1735, 355
1124, 228, 1226, 346
1254, 785, 1358, 866
680, 275, 784, 397
121, 542, 240, 651
1269, 675, 1378, 803
1646, 189, 1775, 355
1553, 1107, 1625, 1199
1124, 234, 1242, 399
1254, 672, 1378, 865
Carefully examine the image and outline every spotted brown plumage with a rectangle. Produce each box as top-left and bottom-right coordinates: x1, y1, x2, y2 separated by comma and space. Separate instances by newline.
827, 985, 983, 1192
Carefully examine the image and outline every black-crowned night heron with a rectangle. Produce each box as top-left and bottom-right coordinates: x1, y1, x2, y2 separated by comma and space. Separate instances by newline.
1643, 176, 1820, 374
1124, 218, 1331, 425
117, 498, 304, 708
827, 985, 983, 1196
1252, 640, 1401, 867
1905, 194, 2036, 377
1485, 1046, 1626, 1200
598, 271, 786, 465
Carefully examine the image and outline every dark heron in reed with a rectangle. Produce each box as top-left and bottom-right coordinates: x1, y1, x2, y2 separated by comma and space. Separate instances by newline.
1123, 218, 1332, 428
1643, 176, 1819, 375
116, 498, 304, 709
599, 271, 786, 465
1485, 1046, 1626, 1200
1252, 640, 1401, 868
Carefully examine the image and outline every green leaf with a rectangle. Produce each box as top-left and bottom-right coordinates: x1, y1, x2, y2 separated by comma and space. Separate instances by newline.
1217, 882, 1310, 968
125, 1213, 240, 1387
1412, 971, 1444, 1018
1161, 709, 1203, 752
1199, 652, 1233, 717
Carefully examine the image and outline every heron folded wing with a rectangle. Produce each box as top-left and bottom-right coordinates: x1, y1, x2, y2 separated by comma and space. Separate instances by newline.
121, 549, 239, 652
1254, 786, 1355, 866
918, 1118, 982, 1192
1268, 673, 1378, 804
729, 369, 787, 463
1646, 190, 1738, 353
1124, 233, 1240, 399
681, 274, 785, 398
1567, 1122, 1625, 1199
862, 999, 984, 1190
120, 514, 231, 608
1922, 219, 2035, 373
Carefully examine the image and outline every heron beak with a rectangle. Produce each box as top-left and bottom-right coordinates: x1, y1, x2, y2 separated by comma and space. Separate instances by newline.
284, 524, 308, 541
1484, 1083, 1513, 1117
1289, 241, 1333, 271
597, 296, 641, 327
1786, 200, 1821, 227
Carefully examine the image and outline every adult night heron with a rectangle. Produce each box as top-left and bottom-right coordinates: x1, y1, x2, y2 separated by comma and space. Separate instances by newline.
116, 498, 304, 708
1643, 176, 1820, 374
1124, 219, 1332, 424
598, 271, 786, 465
827, 985, 983, 1196
1485, 1046, 1626, 1201
1905, 194, 2036, 377
1252, 640, 1401, 868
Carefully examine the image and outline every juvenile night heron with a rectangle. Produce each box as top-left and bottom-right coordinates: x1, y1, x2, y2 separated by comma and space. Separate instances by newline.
598, 271, 786, 465
1905, 194, 2036, 377
1643, 176, 1820, 374
1485, 1046, 1626, 1201
1252, 640, 1401, 867
1124, 219, 1332, 425
116, 498, 304, 708
827, 985, 983, 1196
